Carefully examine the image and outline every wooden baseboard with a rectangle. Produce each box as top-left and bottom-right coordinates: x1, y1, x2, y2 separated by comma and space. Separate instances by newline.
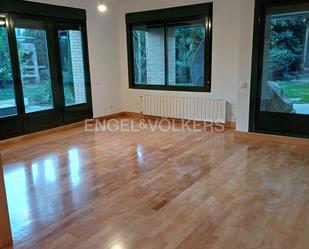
0, 111, 235, 149
0, 121, 84, 150
122, 112, 236, 129
234, 131, 309, 146
0, 112, 125, 150
94, 112, 126, 121
226, 121, 236, 129
122, 111, 143, 119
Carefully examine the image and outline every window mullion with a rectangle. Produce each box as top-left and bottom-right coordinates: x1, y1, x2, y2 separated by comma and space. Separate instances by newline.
164, 24, 168, 86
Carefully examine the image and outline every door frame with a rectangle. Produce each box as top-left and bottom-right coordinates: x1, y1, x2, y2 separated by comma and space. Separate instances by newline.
0, 1, 93, 140
54, 19, 93, 124
8, 14, 64, 133
249, 0, 309, 138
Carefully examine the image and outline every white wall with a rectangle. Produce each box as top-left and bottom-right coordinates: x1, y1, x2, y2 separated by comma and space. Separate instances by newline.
236, 0, 255, 131
117, 0, 255, 125
28, 0, 122, 118
29, 0, 255, 130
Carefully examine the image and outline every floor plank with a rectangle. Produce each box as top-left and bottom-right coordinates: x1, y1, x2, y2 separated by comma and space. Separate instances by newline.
1, 120, 309, 249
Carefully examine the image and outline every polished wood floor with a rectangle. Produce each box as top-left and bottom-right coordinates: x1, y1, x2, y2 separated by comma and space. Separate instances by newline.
1, 120, 309, 249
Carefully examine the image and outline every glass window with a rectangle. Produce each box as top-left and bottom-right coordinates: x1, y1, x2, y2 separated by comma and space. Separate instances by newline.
58, 30, 87, 106
0, 2, 92, 140
15, 27, 54, 113
133, 25, 165, 85
131, 21, 206, 87
167, 19, 206, 86
0, 26, 17, 118
126, 3, 212, 92
260, 10, 309, 115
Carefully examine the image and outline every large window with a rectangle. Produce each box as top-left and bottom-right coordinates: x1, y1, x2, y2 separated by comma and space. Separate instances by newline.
249, 0, 309, 137
58, 30, 87, 106
0, 0, 92, 140
260, 9, 309, 115
15, 21, 54, 113
126, 3, 212, 92
0, 24, 17, 118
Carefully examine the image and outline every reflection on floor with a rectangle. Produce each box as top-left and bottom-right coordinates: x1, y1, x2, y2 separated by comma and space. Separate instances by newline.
2, 121, 309, 249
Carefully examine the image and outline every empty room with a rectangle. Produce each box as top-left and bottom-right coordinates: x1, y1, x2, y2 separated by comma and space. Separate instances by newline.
0, 0, 309, 248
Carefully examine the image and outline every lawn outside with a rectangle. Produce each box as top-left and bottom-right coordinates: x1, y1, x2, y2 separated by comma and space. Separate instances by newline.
279, 81, 309, 104
0, 83, 51, 105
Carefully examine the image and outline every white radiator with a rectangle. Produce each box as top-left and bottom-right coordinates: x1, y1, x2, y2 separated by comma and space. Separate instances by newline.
141, 96, 227, 123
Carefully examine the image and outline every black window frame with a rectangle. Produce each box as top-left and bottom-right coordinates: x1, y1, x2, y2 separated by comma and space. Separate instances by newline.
249, 0, 309, 138
126, 3, 213, 92
0, 0, 93, 140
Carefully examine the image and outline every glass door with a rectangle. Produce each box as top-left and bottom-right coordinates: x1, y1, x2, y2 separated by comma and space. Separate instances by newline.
0, 18, 23, 139
0, 24, 17, 117
0, 14, 92, 140
12, 16, 62, 132
56, 21, 92, 123
251, 1, 309, 137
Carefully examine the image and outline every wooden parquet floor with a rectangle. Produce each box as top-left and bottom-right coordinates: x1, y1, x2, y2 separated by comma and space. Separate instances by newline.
1, 120, 309, 249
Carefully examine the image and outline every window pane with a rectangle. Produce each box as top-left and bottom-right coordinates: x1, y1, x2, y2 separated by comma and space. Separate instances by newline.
260, 11, 309, 115
15, 27, 54, 113
133, 25, 165, 85
58, 30, 87, 106
167, 19, 206, 86
0, 26, 17, 118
